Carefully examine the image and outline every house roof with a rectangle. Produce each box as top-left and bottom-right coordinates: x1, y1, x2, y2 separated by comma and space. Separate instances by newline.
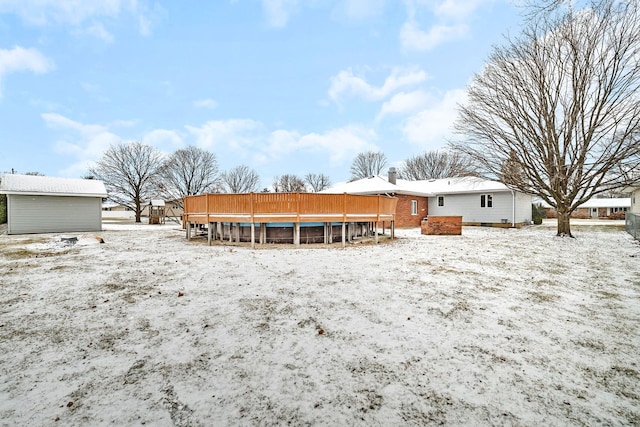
537, 197, 631, 208
0, 174, 108, 197
580, 198, 631, 208
322, 175, 514, 197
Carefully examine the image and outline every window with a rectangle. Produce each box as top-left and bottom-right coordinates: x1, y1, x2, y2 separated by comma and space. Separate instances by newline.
481, 194, 493, 208
411, 200, 418, 215
437, 196, 444, 207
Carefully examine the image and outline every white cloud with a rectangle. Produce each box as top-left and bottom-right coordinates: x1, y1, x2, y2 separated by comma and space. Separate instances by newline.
143, 129, 183, 152
329, 67, 428, 103
332, 0, 387, 21
263, 125, 377, 165
0, 0, 155, 38
193, 98, 218, 109
402, 88, 467, 149
435, 0, 487, 20
42, 113, 122, 176
376, 89, 431, 120
261, 0, 298, 28
186, 119, 263, 150
399, 0, 486, 51
82, 22, 115, 43
400, 20, 468, 51
0, 46, 53, 98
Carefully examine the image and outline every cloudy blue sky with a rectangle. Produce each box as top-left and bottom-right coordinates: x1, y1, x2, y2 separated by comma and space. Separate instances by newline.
0, 0, 521, 187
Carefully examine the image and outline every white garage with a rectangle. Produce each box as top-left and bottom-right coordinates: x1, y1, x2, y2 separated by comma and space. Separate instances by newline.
0, 174, 108, 235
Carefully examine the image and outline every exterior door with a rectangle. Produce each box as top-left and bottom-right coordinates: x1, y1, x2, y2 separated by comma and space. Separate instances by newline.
591, 207, 598, 218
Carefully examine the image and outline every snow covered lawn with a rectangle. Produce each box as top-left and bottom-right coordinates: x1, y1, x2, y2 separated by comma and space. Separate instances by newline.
1, 222, 639, 426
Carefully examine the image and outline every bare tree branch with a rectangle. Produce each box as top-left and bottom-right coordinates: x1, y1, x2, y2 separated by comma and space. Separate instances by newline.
89, 142, 163, 222
400, 150, 478, 180
157, 146, 219, 207
349, 151, 388, 180
273, 174, 306, 192
304, 173, 332, 192
219, 165, 260, 193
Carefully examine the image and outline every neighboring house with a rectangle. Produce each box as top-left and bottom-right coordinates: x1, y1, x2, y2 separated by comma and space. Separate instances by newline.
102, 201, 135, 220
323, 170, 532, 228
0, 174, 107, 234
541, 198, 631, 218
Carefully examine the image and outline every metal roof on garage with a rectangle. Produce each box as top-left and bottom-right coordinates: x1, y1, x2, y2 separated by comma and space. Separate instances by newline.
0, 174, 108, 198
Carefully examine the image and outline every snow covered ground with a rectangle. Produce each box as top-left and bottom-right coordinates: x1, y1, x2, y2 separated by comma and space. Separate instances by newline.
0, 220, 639, 426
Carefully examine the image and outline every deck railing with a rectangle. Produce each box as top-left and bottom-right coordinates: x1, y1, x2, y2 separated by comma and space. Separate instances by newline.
626, 212, 640, 241
183, 192, 398, 225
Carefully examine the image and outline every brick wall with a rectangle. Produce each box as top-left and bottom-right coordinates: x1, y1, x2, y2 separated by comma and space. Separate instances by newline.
421, 216, 462, 235
393, 195, 428, 228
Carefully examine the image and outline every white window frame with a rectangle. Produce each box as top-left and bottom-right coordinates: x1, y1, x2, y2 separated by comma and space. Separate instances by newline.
437, 196, 444, 207
411, 200, 418, 215
481, 194, 493, 208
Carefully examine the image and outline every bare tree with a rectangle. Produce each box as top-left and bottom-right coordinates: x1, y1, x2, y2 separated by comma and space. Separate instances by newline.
219, 165, 260, 193
349, 151, 388, 180
400, 150, 477, 180
452, 0, 640, 237
273, 174, 307, 192
90, 142, 163, 222
304, 173, 332, 192
157, 146, 219, 207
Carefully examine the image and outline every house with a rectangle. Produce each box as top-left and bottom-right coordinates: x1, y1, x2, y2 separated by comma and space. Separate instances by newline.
323, 170, 532, 228
321, 168, 430, 227
416, 177, 532, 227
541, 197, 631, 219
0, 174, 107, 234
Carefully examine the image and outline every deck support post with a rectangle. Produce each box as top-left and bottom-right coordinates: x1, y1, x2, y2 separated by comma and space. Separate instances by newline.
375, 222, 379, 244
294, 222, 300, 246
250, 222, 256, 249
186, 221, 191, 240
342, 222, 346, 248
234, 223, 240, 242
391, 220, 395, 239
208, 222, 213, 246
260, 223, 266, 244
323, 222, 328, 244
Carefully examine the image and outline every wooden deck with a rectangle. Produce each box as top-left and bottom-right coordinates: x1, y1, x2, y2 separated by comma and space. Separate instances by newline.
183, 192, 398, 247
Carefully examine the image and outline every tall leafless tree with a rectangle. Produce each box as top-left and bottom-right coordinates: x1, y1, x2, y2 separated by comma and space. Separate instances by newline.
272, 174, 307, 192
90, 142, 163, 222
400, 150, 477, 180
157, 146, 219, 207
349, 151, 388, 180
452, 0, 640, 237
304, 173, 332, 192
219, 165, 260, 193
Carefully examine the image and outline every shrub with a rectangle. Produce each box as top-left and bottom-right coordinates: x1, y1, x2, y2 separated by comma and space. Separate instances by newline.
608, 211, 626, 220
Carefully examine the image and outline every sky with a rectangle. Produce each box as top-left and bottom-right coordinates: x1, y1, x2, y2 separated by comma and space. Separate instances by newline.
0, 0, 523, 188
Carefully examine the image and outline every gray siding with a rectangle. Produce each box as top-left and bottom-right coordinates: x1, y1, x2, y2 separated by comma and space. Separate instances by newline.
632, 189, 640, 214
8, 195, 102, 234
428, 191, 530, 224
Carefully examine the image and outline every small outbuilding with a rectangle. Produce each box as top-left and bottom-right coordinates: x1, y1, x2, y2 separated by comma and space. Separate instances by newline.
0, 174, 108, 235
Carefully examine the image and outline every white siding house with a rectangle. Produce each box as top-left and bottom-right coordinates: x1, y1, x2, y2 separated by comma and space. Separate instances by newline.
0, 174, 108, 235
324, 174, 532, 227
416, 177, 532, 227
